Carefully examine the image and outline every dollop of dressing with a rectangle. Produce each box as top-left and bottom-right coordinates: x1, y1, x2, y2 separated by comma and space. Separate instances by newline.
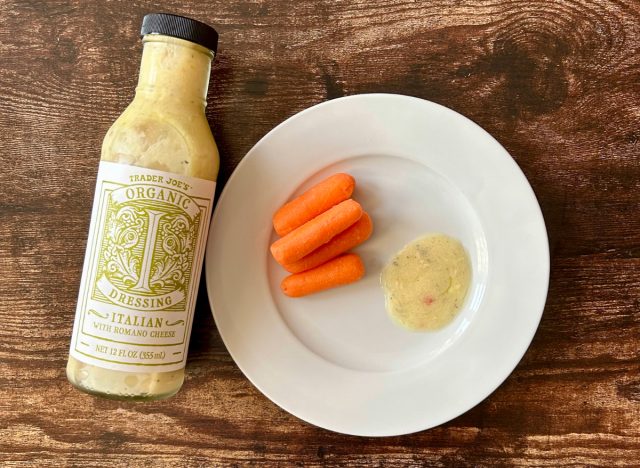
381, 234, 471, 331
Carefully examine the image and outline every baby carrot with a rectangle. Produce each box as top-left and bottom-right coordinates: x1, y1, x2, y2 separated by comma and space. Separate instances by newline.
273, 173, 355, 236
281, 253, 365, 297
283, 212, 373, 273
270, 199, 363, 265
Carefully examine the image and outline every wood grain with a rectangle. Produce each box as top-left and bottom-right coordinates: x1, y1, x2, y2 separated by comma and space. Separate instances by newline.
1, 0, 639, 466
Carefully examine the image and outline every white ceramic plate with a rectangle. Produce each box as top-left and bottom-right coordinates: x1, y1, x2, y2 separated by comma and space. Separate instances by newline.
205, 94, 549, 436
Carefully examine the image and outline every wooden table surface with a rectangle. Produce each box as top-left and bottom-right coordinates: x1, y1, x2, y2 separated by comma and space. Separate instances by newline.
1, 0, 639, 466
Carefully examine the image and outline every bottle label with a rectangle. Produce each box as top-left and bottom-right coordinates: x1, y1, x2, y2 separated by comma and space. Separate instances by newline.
69, 161, 215, 373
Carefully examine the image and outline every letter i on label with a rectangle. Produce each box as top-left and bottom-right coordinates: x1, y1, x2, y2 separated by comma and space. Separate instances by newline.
69, 161, 215, 372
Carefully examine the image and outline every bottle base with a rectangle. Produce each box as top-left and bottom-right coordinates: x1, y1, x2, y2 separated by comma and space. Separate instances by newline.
66, 356, 184, 401
67, 379, 181, 401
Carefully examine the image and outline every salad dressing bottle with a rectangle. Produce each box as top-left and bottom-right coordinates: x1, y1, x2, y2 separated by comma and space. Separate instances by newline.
67, 14, 219, 400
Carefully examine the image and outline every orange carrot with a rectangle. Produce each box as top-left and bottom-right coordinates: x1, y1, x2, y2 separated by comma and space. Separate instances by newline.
273, 173, 355, 236
281, 253, 365, 297
270, 199, 363, 265
283, 212, 373, 273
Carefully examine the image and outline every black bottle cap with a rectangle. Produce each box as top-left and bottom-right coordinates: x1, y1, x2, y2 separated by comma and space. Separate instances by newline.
141, 13, 218, 54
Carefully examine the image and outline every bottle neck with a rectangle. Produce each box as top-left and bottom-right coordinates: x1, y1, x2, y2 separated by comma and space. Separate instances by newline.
136, 35, 213, 108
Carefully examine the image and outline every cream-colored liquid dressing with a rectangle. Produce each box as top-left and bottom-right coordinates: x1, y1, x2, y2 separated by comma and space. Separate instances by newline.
381, 234, 471, 331
66, 34, 219, 400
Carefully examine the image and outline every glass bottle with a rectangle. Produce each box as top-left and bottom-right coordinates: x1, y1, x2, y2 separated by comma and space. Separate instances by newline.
66, 14, 219, 400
